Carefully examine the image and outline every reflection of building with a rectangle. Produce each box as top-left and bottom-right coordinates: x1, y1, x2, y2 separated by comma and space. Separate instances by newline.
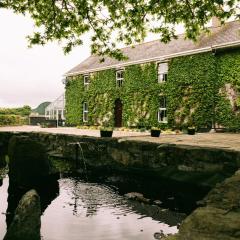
45, 93, 65, 121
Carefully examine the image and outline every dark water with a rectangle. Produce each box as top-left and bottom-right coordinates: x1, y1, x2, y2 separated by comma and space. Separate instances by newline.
0, 174, 187, 240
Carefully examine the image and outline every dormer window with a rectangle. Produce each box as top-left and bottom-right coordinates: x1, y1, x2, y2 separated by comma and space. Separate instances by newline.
116, 70, 124, 87
84, 75, 90, 90
158, 62, 168, 83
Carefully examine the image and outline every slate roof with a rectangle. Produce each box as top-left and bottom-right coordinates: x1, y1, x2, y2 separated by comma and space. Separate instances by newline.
66, 21, 240, 76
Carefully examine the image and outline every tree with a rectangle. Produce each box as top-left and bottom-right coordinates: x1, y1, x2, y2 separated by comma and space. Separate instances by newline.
0, 0, 239, 60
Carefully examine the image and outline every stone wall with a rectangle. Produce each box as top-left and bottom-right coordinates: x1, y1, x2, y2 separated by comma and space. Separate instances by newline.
0, 131, 240, 187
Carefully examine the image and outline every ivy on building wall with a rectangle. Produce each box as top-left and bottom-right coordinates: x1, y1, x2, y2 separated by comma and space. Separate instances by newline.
65, 50, 240, 130
215, 49, 240, 130
167, 52, 216, 129
65, 63, 163, 127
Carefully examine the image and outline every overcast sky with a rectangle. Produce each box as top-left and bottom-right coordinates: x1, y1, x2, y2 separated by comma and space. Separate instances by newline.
0, 9, 91, 108
0, 9, 187, 109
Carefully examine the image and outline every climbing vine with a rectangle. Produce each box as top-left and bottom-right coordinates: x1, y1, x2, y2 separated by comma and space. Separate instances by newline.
167, 52, 216, 129
215, 49, 240, 130
65, 50, 240, 131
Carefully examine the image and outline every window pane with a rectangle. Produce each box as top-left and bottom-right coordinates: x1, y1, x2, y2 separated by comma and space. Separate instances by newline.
116, 70, 124, 87
159, 97, 166, 108
83, 112, 88, 122
83, 102, 88, 111
84, 75, 89, 83
158, 63, 168, 73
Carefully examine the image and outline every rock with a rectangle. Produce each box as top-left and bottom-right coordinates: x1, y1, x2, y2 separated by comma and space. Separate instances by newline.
3, 189, 41, 240
154, 231, 164, 239
176, 206, 240, 240
8, 135, 59, 188
153, 200, 163, 206
124, 192, 144, 199
124, 192, 150, 203
164, 170, 240, 240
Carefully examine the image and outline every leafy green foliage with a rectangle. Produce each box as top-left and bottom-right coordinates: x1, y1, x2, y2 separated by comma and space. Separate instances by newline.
0, 0, 239, 59
0, 106, 31, 126
0, 105, 31, 116
66, 63, 163, 128
0, 115, 28, 126
167, 53, 216, 129
215, 49, 240, 130
66, 50, 240, 131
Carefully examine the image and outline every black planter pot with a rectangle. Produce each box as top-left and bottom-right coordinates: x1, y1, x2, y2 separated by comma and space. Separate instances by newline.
100, 130, 113, 137
187, 128, 196, 135
151, 129, 161, 137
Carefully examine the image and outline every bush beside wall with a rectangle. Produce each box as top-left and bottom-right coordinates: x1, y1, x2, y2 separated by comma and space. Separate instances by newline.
0, 115, 28, 126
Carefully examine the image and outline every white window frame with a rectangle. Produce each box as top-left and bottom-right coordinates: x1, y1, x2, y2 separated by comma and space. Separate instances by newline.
158, 97, 168, 123
116, 69, 124, 87
84, 75, 90, 90
158, 62, 168, 83
83, 102, 88, 122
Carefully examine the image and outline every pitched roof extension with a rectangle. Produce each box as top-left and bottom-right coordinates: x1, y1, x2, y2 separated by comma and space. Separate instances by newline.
66, 21, 240, 76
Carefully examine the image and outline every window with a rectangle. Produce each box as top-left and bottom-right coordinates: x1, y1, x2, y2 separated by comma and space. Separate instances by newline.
83, 102, 88, 122
84, 75, 90, 90
158, 62, 168, 83
158, 97, 167, 123
116, 70, 124, 87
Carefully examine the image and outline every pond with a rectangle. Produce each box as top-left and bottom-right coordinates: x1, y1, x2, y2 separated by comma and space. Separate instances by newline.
0, 165, 209, 240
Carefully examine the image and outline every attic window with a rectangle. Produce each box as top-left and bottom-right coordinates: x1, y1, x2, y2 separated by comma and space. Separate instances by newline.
84, 75, 90, 90
158, 62, 168, 83
116, 70, 124, 87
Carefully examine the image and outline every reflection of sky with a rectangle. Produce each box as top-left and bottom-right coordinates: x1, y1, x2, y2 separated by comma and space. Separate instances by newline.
41, 178, 179, 240
0, 177, 8, 239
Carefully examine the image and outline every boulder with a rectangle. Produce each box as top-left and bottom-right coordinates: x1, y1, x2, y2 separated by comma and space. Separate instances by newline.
3, 189, 41, 240
163, 170, 240, 240
8, 135, 58, 188
124, 192, 150, 203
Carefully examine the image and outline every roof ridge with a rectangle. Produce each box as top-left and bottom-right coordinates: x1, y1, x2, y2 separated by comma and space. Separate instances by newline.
118, 20, 240, 51
66, 20, 240, 76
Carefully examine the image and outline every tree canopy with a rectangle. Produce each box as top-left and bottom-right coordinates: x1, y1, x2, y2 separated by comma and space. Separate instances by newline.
0, 0, 239, 60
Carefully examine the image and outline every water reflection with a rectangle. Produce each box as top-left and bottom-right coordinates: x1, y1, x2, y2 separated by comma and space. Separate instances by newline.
0, 177, 8, 240
1, 173, 198, 240
41, 177, 184, 240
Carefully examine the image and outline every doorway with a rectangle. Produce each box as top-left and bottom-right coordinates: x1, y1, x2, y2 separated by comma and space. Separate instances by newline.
114, 99, 123, 127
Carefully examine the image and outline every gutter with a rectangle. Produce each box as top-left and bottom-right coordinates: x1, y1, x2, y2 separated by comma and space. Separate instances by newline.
64, 40, 240, 77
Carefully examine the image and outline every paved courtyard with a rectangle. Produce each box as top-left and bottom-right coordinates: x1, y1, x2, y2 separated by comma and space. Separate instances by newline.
0, 125, 240, 152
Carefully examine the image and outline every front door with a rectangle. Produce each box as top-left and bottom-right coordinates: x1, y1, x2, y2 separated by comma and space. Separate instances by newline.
114, 99, 122, 127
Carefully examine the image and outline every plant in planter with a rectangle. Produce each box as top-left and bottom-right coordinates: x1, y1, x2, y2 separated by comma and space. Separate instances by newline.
150, 127, 161, 137
187, 126, 196, 135
100, 120, 114, 137
100, 127, 113, 137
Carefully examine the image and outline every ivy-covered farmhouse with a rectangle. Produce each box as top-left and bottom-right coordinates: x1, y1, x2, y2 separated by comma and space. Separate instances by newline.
64, 20, 240, 130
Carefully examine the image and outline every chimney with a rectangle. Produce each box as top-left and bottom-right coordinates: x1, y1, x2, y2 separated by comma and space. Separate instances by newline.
212, 16, 221, 28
